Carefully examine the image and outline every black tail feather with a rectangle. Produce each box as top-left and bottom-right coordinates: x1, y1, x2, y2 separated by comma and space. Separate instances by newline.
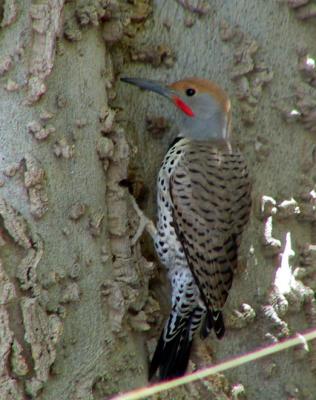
212, 310, 225, 339
149, 309, 225, 381
170, 331, 193, 378
201, 310, 225, 339
148, 332, 167, 380
200, 309, 213, 339
149, 316, 193, 381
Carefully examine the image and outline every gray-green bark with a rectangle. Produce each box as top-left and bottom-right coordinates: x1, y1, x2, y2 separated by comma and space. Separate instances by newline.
0, 1, 316, 399
0, 1, 149, 399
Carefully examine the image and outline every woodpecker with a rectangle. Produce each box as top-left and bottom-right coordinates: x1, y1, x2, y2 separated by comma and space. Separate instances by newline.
121, 76, 251, 381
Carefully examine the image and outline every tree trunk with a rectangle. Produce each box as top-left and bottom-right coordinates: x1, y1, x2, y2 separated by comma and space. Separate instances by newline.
0, 1, 315, 399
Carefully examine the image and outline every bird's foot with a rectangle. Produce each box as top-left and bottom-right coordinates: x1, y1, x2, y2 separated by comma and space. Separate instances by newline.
130, 196, 157, 245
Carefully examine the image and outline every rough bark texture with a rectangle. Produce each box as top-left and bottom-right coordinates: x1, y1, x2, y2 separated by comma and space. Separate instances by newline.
0, 1, 151, 399
0, 0, 316, 399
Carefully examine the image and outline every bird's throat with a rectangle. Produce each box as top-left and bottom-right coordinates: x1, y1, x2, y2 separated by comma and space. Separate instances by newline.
181, 113, 229, 141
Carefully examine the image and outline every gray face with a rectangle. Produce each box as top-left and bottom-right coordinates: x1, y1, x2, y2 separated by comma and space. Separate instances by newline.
178, 93, 229, 141
120, 77, 229, 141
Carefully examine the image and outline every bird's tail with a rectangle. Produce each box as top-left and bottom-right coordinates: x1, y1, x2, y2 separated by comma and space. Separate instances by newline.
200, 309, 225, 339
149, 307, 204, 381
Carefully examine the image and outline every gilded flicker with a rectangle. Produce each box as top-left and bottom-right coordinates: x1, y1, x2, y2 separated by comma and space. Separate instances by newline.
121, 76, 251, 381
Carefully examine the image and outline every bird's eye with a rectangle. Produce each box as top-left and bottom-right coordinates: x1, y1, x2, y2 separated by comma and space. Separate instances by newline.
186, 88, 196, 97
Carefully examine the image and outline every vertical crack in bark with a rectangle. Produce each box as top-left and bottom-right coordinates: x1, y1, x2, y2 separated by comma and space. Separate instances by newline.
0, 197, 63, 398
26, 0, 64, 104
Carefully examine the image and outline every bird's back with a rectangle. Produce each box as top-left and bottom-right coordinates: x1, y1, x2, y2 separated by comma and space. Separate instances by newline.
169, 137, 251, 310
150, 136, 251, 380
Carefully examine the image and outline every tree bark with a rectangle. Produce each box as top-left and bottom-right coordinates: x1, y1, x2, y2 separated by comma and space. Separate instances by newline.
0, 1, 150, 399
0, 1, 316, 400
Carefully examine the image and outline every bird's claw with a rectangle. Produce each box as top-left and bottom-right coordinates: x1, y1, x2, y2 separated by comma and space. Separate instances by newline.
130, 196, 157, 245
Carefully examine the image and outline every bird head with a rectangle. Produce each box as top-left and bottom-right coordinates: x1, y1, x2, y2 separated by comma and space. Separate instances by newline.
121, 77, 231, 140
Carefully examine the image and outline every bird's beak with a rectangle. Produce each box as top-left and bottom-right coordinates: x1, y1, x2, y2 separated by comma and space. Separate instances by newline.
120, 77, 174, 99
120, 77, 195, 117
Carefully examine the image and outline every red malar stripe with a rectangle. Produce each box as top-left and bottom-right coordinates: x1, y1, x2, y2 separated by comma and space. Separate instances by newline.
173, 97, 195, 117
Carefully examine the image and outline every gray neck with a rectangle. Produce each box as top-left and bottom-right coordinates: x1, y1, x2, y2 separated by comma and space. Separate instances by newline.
180, 112, 229, 141
178, 92, 230, 141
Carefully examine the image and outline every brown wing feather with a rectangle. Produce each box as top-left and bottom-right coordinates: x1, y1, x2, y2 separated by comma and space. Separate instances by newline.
170, 140, 251, 310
